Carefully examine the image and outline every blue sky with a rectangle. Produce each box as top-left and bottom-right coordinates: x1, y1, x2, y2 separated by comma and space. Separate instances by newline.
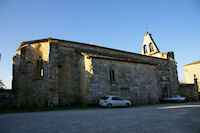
0, 0, 200, 88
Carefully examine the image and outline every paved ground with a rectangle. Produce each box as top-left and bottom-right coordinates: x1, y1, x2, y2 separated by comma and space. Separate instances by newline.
0, 102, 200, 133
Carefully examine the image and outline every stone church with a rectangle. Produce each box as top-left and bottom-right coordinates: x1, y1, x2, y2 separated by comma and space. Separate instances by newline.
12, 32, 179, 107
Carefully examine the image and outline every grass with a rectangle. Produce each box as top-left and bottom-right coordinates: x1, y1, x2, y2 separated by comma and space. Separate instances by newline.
0, 103, 164, 114
0, 103, 155, 114
1, 101, 196, 114
0, 105, 101, 114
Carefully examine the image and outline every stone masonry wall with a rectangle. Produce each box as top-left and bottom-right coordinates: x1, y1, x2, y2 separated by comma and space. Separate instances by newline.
13, 42, 50, 107
87, 58, 159, 104
180, 84, 199, 101
54, 41, 179, 105
12, 39, 179, 107
56, 44, 82, 105
0, 90, 16, 109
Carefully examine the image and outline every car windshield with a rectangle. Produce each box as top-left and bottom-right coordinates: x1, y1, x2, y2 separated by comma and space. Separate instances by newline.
101, 96, 109, 100
112, 97, 123, 100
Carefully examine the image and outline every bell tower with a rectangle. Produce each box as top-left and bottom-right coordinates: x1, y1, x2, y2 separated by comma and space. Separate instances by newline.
141, 32, 175, 60
142, 32, 160, 55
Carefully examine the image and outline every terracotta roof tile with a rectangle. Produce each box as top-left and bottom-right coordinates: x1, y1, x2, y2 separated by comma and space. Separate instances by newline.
184, 60, 200, 66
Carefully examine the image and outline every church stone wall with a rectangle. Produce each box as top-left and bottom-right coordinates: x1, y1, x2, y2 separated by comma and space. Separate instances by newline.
55, 44, 82, 105
87, 58, 159, 104
11, 39, 180, 107
84, 57, 179, 105
51, 41, 179, 105
13, 42, 50, 107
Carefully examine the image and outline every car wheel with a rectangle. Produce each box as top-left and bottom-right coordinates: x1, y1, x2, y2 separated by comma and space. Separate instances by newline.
178, 99, 181, 103
107, 104, 112, 108
126, 103, 130, 107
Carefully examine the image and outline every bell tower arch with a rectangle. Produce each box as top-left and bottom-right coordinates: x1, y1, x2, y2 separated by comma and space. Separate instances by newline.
142, 32, 160, 55
141, 32, 174, 60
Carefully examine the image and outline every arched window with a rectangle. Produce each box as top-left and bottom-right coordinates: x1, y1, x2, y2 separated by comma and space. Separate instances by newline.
143, 45, 147, 54
35, 56, 43, 79
110, 67, 115, 82
149, 43, 154, 52
20, 46, 28, 73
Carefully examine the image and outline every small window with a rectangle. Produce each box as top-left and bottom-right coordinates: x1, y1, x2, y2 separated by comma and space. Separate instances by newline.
143, 45, 148, 54
110, 67, 115, 82
35, 57, 43, 79
149, 43, 154, 52
116, 97, 123, 100
194, 74, 197, 79
20, 47, 28, 73
112, 97, 118, 100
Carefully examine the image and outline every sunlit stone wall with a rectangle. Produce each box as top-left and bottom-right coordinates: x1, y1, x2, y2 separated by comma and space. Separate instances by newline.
12, 38, 180, 107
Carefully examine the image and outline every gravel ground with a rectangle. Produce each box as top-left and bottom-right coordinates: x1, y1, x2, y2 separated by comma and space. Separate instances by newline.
0, 102, 200, 133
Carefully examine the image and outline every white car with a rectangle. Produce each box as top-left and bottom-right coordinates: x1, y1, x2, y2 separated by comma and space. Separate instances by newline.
99, 95, 132, 108
163, 95, 186, 102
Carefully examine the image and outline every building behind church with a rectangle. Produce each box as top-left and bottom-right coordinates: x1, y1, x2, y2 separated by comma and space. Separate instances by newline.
181, 61, 200, 100
183, 61, 200, 92
12, 33, 179, 107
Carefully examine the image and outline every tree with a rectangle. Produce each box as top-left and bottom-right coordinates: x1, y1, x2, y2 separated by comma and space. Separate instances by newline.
0, 79, 7, 89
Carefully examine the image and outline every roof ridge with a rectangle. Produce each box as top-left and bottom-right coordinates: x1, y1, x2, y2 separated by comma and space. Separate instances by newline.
184, 60, 200, 66
17, 38, 169, 61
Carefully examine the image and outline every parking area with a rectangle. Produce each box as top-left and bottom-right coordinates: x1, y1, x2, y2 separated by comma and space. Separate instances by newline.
0, 102, 200, 133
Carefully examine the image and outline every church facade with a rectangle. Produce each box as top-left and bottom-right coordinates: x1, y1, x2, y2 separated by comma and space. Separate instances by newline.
12, 33, 179, 107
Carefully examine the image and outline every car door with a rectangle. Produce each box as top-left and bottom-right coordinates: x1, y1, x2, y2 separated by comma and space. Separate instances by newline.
117, 97, 126, 106
116, 97, 125, 106
111, 97, 118, 106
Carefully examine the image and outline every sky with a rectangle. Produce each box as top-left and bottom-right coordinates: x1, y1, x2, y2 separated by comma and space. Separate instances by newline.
0, 0, 200, 88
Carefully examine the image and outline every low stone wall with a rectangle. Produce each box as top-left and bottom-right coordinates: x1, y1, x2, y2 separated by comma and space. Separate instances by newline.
0, 90, 16, 109
180, 84, 199, 101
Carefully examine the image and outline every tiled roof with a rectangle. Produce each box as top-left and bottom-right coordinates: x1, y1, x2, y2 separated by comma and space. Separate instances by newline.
184, 60, 200, 66
17, 38, 168, 61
